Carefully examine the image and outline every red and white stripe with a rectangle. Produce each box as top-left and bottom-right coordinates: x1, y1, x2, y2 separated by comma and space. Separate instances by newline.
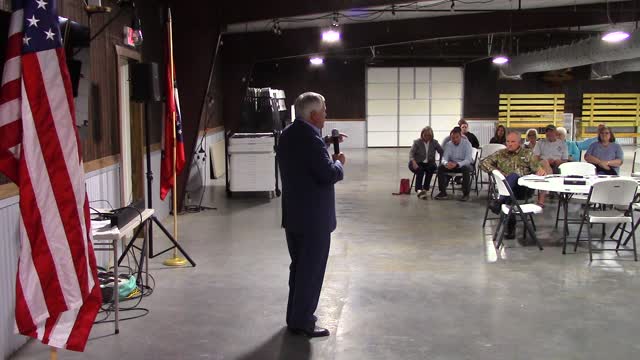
0, 6, 101, 352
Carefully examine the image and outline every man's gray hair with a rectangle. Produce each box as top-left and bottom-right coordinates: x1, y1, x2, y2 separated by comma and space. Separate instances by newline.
556, 126, 567, 137
294, 92, 325, 120
506, 129, 521, 138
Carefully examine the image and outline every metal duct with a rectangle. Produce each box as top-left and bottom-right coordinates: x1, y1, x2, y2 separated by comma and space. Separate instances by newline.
591, 58, 640, 79
500, 29, 640, 77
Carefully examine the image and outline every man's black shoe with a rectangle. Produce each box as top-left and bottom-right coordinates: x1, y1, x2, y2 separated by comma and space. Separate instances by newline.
505, 232, 516, 240
288, 326, 330, 338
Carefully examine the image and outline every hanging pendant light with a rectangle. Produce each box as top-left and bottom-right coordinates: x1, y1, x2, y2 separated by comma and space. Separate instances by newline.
601, 29, 630, 43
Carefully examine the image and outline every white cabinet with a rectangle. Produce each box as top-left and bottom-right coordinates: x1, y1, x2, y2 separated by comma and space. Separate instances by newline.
228, 133, 277, 193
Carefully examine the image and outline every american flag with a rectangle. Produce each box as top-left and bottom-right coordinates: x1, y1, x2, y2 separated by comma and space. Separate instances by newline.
160, 9, 185, 201
0, 0, 101, 352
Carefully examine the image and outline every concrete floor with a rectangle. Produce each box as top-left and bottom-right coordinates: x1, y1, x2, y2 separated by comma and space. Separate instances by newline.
11, 148, 640, 360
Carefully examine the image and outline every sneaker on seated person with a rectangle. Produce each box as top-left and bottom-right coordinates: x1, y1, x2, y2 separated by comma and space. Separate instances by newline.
434, 192, 449, 200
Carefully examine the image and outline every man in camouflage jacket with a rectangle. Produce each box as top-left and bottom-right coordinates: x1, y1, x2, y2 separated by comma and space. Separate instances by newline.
481, 130, 547, 238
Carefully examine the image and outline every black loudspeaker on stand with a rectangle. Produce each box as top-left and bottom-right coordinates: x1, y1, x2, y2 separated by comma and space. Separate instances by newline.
118, 62, 195, 276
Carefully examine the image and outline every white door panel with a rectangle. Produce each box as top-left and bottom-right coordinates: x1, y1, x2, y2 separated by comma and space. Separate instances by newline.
431, 82, 462, 99
431, 115, 460, 132
415, 68, 429, 82
399, 67, 414, 83
431, 67, 463, 82
367, 68, 398, 83
399, 132, 417, 147
368, 132, 398, 147
431, 99, 461, 115
399, 116, 428, 132
366, 66, 463, 148
367, 116, 398, 132
399, 84, 414, 99
415, 83, 429, 99
367, 100, 398, 115
367, 83, 397, 99
399, 100, 429, 115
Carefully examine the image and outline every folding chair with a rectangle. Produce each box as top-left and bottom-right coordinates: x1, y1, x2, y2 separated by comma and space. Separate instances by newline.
482, 172, 500, 227
491, 170, 543, 250
554, 162, 596, 230
430, 149, 477, 198
631, 148, 640, 177
610, 200, 640, 246
476, 144, 506, 191
574, 179, 638, 262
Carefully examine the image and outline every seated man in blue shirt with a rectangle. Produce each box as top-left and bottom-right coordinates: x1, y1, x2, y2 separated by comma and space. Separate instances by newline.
435, 127, 473, 201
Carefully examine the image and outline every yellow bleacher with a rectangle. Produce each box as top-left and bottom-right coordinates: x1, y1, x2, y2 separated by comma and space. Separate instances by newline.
581, 93, 640, 139
498, 94, 565, 138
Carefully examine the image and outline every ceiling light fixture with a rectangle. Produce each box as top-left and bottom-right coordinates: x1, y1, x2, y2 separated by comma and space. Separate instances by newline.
492, 55, 509, 65
322, 13, 341, 43
601, 0, 629, 43
310, 57, 324, 65
601, 30, 630, 43
322, 29, 340, 43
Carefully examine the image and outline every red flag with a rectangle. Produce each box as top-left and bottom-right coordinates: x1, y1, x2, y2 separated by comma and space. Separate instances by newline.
0, 0, 101, 352
160, 10, 186, 200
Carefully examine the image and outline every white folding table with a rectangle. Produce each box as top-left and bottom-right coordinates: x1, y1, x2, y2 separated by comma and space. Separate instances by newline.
91, 208, 154, 334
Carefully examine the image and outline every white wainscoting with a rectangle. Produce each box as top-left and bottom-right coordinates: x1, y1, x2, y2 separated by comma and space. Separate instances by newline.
322, 121, 366, 149
0, 162, 127, 357
469, 120, 497, 146
0, 202, 23, 359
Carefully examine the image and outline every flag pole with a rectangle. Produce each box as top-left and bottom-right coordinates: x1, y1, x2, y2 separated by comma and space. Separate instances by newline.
50, 347, 57, 360
163, 7, 187, 267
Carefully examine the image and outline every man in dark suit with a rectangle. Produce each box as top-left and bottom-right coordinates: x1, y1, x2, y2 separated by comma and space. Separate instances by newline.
277, 92, 345, 338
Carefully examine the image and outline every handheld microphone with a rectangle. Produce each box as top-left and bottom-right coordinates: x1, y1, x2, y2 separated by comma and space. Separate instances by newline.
331, 128, 340, 155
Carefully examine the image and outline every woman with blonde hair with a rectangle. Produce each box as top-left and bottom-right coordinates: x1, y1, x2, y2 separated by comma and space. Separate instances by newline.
409, 126, 444, 198
524, 128, 538, 149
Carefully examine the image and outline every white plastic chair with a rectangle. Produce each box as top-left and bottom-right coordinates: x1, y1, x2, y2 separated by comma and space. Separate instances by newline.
559, 162, 596, 176
631, 148, 640, 176
575, 179, 638, 262
491, 170, 543, 250
554, 162, 597, 230
476, 144, 506, 190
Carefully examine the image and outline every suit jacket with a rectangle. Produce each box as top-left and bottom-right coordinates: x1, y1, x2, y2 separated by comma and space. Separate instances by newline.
409, 139, 443, 164
277, 119, 344, 234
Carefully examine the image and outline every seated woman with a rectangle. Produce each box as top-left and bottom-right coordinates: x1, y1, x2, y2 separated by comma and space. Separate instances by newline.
584, 126, 623, 175
490, 125, 506, 145
556, 127, 579, 161
409, 126, 444, 198
524, 128, 538, 149
557, 125, 601, 162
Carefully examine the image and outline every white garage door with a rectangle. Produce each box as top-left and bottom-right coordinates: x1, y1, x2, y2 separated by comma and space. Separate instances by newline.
366, 67, 463, 147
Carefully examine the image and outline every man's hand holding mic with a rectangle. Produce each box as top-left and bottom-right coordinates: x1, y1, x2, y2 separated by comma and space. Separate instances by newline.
331, 128, 346, 165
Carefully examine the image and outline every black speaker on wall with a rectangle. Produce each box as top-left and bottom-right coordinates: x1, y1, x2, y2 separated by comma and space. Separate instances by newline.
131, 62, 161, 102
66, 59, 82, 98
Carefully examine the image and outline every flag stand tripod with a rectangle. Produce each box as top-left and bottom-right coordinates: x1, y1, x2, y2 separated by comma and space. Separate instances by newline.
117, 102, 195, 273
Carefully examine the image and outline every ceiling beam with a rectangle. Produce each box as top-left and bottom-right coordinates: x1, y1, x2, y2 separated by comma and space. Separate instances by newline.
221, 0, 410, 25
222, 1, 640, 62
